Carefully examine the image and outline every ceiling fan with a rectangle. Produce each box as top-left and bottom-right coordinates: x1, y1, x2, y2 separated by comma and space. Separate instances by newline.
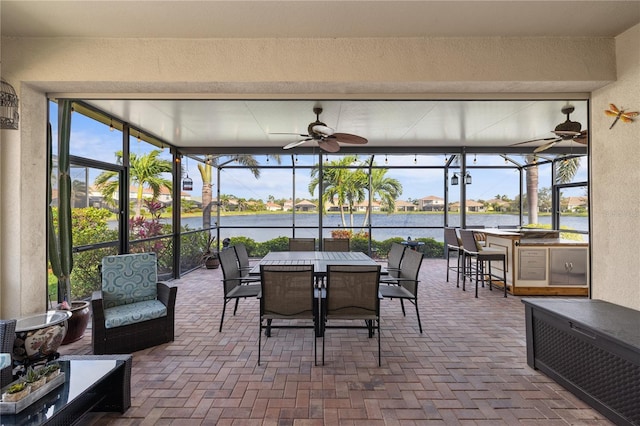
510, 105, 588, 153
273, 106, 368, 153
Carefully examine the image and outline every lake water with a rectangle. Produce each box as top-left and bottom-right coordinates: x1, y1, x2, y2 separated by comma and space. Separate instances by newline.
180, 213, 589, 243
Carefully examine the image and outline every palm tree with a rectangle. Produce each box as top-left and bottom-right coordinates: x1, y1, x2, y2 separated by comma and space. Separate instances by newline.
525, 155, 539, 224
361, 167, 402, 229
556, 157, 581, 184
309, 156, 365, 229
525, 155, 582, 224
95, 150, 172, 217
197, 154, 280, 230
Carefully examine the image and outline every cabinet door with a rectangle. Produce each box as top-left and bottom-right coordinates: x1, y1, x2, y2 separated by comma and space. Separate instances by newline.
549, 248, 588, 286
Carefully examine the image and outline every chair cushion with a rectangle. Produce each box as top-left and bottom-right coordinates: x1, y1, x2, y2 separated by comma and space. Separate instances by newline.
102, 253, 158, 308
104, 299, 167, 329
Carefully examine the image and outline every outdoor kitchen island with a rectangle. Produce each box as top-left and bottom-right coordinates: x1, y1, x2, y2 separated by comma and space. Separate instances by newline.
481, 228, 589, 296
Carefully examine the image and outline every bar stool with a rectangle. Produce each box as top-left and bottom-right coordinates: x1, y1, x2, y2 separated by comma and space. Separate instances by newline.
459, 230, 508, 298
444, 227, 463, 287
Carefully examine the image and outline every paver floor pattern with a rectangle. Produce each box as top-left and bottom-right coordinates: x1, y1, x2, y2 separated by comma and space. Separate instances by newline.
60, 258, 612, 425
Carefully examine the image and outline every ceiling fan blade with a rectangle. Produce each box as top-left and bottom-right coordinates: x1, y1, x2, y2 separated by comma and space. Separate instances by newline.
553, 130, 581, 139
533, 140, 559, 153
319, 139, 340, 153
270, 132, 309, 137
283, 138, 311, 150
574, 130, 588, 145
311, 124, 335, 136
331, 133, 368, 144
509, 136, 557, 147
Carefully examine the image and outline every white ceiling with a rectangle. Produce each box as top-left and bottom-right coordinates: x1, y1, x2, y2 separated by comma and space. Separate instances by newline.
84, 98, 591, 154
3, 1, 638, 154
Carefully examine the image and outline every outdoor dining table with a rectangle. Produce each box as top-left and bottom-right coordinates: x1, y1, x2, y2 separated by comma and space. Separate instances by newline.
250, 251, 384, 337
249, 250, 383, 278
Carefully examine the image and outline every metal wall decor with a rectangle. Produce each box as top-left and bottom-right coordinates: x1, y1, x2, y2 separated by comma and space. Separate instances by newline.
1, 79, 19, 129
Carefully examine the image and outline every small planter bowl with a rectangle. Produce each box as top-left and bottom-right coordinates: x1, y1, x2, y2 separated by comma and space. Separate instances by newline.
2, 385, 31, 402
26, 376, 46, 392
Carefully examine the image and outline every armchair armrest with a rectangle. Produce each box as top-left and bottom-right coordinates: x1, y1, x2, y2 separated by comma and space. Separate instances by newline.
91, 290, 107, 354
91, 290, 106, 322
157, 282, 178, 309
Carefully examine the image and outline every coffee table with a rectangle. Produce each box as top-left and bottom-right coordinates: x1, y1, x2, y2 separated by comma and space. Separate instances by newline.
2, 355, 131, 425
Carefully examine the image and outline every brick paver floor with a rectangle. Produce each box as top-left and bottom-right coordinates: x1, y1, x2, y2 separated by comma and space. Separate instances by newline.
60, 258, 612, 425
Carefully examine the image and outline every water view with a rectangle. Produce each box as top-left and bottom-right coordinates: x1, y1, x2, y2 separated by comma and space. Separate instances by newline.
181, 213, 589, 243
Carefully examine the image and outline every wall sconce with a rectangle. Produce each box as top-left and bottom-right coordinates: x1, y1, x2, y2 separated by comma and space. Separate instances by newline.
1, 79, 19, 129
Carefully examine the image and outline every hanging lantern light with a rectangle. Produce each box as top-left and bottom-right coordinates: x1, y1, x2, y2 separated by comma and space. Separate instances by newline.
1, 79, 19, 130
182, 157, 193, 191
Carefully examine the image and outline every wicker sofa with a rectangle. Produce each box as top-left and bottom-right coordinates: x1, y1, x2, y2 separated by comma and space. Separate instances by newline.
92, 253, 177, 355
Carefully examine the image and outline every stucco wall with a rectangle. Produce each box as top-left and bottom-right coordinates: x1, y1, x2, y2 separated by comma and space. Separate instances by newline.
591, 24, 640, 310
0, 34, 627, 317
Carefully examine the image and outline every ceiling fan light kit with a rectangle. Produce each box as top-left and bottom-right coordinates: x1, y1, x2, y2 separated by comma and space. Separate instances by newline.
277, 106, 368, 153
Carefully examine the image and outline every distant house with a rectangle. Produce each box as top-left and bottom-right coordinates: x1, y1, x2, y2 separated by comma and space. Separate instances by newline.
449, 200, 485, 212
395, 200, 416, 212
265, 201, 281, 211
325, 200, 344, 212
565, 196, 588, 212
353, 200, 381, 212
418, 195, 445, 211
295, 199, 317, 212
486, 198, 510, 212
283, 199, 294, 211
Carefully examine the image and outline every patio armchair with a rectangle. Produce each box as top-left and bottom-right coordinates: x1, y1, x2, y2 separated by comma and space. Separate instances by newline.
323, 264, 382, 366
378, 248, 424, 333
258, 265, 317, 365
323, 238, 350, 252
288, 238, 315, 251
92, 253, 177, 355
219, 247, 260, 332
0, 319, 16, 387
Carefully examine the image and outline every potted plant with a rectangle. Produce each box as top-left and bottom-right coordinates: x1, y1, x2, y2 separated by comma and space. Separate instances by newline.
24, 367, 46, 392
42, 363, 61, 383
2, 381, 30, 402
202, 235, 220, 269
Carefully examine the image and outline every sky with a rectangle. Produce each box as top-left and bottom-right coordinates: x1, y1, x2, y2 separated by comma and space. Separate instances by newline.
52, 102, 588, 203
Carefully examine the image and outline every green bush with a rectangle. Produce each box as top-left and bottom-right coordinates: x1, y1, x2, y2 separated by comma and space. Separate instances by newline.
61, 208, 119, 300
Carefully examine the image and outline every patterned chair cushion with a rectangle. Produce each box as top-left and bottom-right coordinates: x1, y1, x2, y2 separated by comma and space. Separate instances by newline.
104, 299, 167, 329
102, 253, 158, 309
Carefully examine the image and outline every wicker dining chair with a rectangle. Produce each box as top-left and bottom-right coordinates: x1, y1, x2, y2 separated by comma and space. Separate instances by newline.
323, 238, 350, 252
379, 248, 424, 333
288, 238, 316, 251
258, 264, 317, 365
0, 319, 16, 387
323, 264, 382, 366
219, 248, 261, 332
